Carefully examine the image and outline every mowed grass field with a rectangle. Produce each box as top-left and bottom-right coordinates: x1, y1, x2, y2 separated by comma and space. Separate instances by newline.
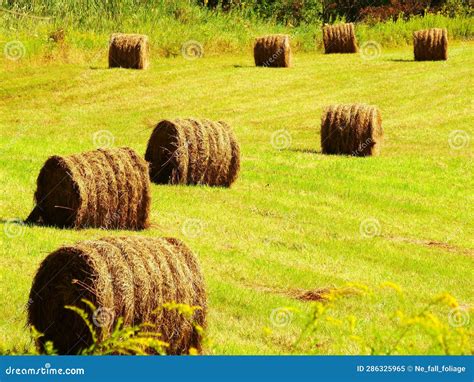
0, 42, 473, 354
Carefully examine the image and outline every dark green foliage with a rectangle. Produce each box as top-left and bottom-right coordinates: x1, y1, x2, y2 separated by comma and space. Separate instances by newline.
197, 0, 472, 23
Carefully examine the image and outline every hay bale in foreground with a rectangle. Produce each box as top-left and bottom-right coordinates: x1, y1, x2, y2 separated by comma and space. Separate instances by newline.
413, 28, 448, 61
323, 23, 358, 54
28, 236, 207, 355
254, 34, 291, 67
109, 33, 149, 69
27, 147, 151, 229
145, 118, 240, 187
321, 104, 383, 156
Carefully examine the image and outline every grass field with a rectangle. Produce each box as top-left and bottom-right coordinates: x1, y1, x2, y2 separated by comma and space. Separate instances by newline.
0, 39, 473, 354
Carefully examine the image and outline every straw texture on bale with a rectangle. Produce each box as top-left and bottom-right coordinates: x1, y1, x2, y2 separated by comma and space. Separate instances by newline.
321, 104, 383, 156
49, 29, 65, 43
413, 28, 448, 61
108, 33, 149, 69
323, 23, 358, 54
145, 118, 240, 187
27, 147, 151, 229
28, 236, 207, 355
254, 34, 291, 67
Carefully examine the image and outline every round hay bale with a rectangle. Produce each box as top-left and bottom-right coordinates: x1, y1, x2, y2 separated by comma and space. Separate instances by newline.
49, 28, 65, 43
27, 236, 207, 355
109, 33, 149, 69
254, 34, 291, 68
27, 147, 151, 229
414, 28, 448, 61
323, 23, 358, 54
321, 104, 383, 156
145, 118, 240, 187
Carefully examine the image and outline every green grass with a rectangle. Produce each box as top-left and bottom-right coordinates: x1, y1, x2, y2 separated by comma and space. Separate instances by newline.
0, 38, 473, 354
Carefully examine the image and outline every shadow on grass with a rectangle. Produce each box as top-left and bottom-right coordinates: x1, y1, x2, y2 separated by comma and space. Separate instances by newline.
287, 148, 321, 154
0, 217, 40, 227
0, 218, 19, 224
387, 59, 414, 62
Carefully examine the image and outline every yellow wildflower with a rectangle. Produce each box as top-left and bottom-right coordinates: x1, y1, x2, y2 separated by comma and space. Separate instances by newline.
380, 281, 403, 294
433, 292, 458, 308
347, 315, 357, 332
326, 316, 343, 326
262, 327, 272, 336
